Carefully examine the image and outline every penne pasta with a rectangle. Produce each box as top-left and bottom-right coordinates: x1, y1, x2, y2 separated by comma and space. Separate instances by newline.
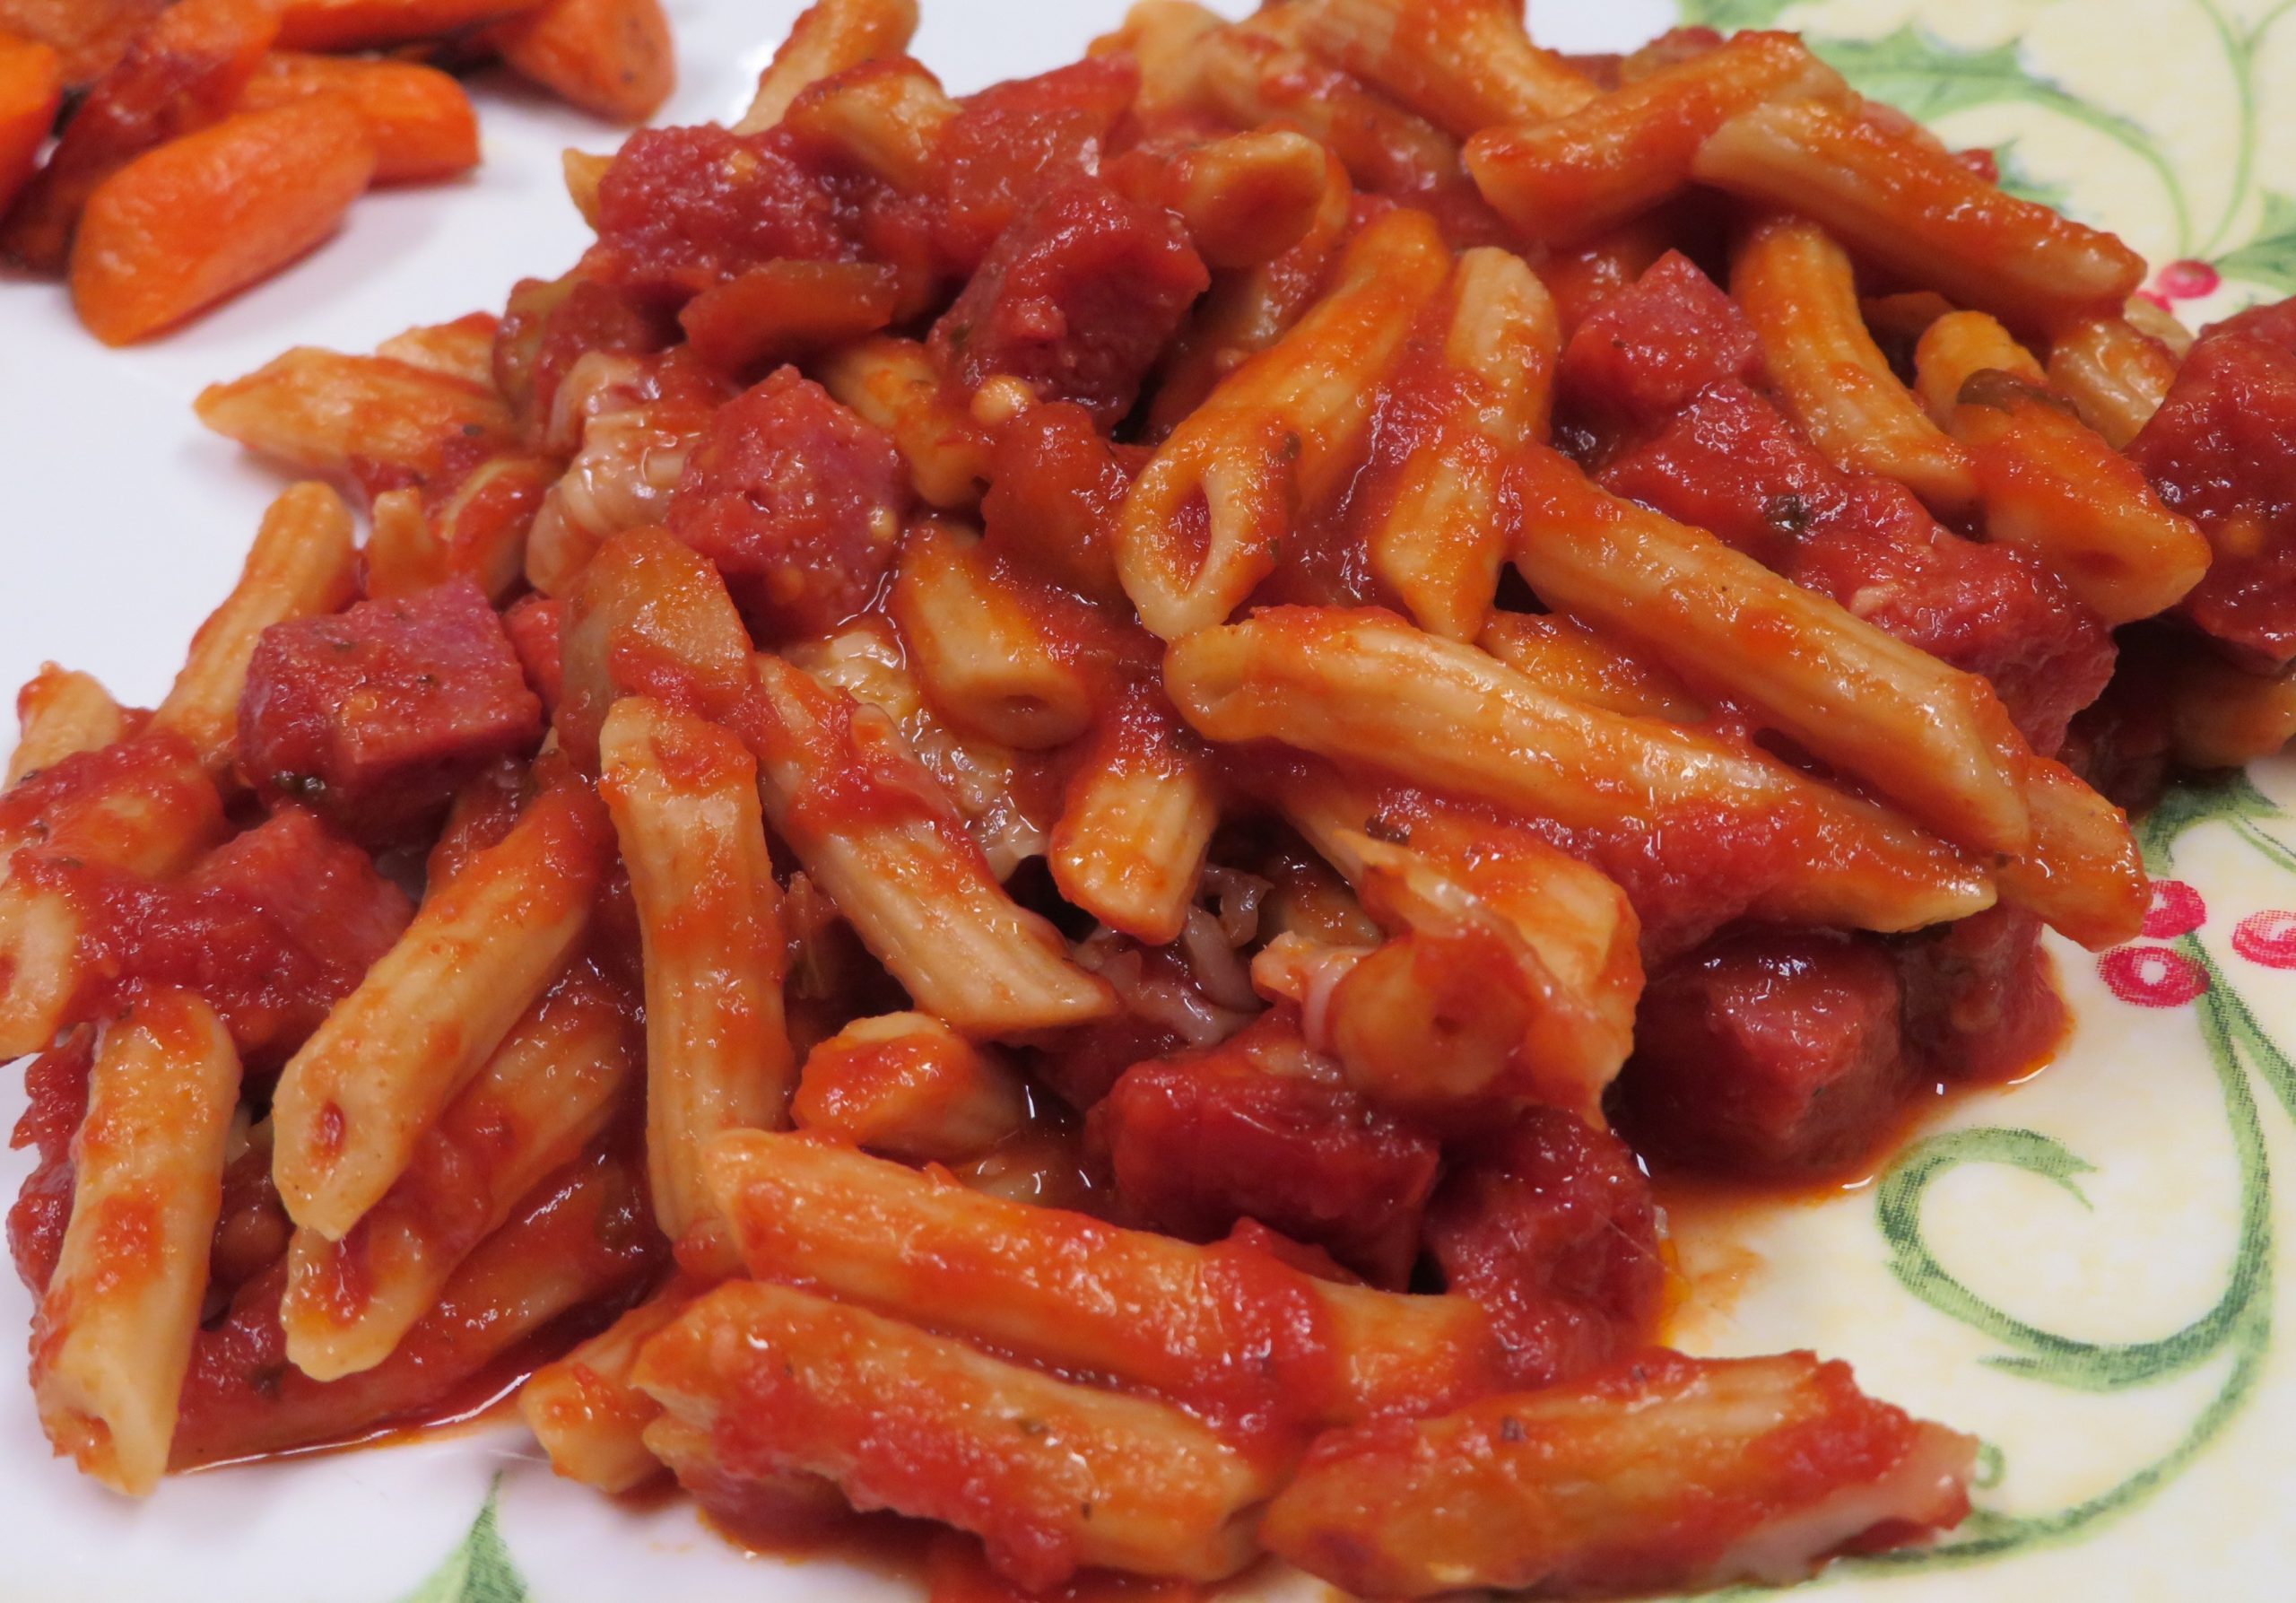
522, 1277, 708, 1494
2049, 311, 2181, 449
195, 348, 515, 490
1467, 30, 1842, 245
1187, 12, 1459, 201
1692, 98, 2145, 335
785, 614, 1050, 879
1089, 0, 1222, 116
1048, 686, 1216, 944
1367, 247, 1560, 641
171, 1140, 660, 1469
632, 1279, 1277, 1589
737, 653, 1114, 1036
1504, 448, 2035, 858
817, 336, 993, 511
1118, 208, 1451, 640
151, 481, 359, 772
1476, 612, 1705, 723
0, 729, 223, 878
1148, 142, 1353, 435
780, 57, 957, 195
701, 1128, 1526, 1429
1167, 607, 1995, 935
736, 0, 918, 135
31, 989, 239, 1495
1945, 370, 2212, 626
279, 956, 639, 1379
1260, 1350, 1978, 1599
7, 666, 130, 788
1285, 0, 1596, 135
1131, 126, 1330, 271
1734, 214, 1979, 514
890, 521, 1098, 750
1913, 309, 2046, 426
791, 1010, 1030, 1160
556, 525, 754, 770
1273, 764, 1643, 1120
270, 766, 613, 1240
599, 695, 796, 1238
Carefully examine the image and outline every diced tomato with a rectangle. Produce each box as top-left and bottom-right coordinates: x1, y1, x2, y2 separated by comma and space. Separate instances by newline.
16, 807, 410, 1061
7, 1033, 93, 1295
238, 578, 544, 846
665, 366, 908, 642
1612, 927, 1910, 1180
932, 179, 1206, 429
192, 806, 412, 995
1556, 251, 1762, 445
1091, 1011, 1439, 1288
979, 401, 1139, 605
1426, 1107, 1662, 1389
935, 57, 1139, 271
586, 123, 855, 305
2129, 297, 2296, 666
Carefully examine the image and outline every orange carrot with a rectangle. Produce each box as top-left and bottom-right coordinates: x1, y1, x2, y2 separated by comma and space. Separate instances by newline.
236, 53, 480, 185
0, 0, 165, 89
71, 99, 377, 345
272, 0, 541, 52
0, 0, 279, 270
489, 0, 674, 124
0, 30, 61, 222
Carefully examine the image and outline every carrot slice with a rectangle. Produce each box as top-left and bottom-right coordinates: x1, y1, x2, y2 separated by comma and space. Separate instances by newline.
489, 0, 674, 124
0, 30, 62, 222
0, 0, 165, 89
0, 0, 279, 271
71, 99, 377, 345
272, 0, 541, 52
235, 53, 480, 185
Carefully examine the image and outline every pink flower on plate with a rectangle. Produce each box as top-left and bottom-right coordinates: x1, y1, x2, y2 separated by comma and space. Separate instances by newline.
2137, 257, 2222, 311
2232, 909, 2296, 970
2098, 944, 2211, 1007
2143, 878, 2207, 938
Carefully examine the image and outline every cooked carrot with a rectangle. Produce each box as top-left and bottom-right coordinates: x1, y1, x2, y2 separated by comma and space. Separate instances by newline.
0, 30, 62, 222
235, 53, 480, 185
71, 99, 377, 346
489, 0, 674, 125
0, 0, 279, 271
0, 0, 165, 89
272, 0, 541, 52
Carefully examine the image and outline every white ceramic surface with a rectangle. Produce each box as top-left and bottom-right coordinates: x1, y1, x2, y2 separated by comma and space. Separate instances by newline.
8, 2, 2296, 1599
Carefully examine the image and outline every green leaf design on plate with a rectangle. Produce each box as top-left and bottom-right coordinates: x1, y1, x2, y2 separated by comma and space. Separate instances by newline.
1809, 26, 2189, 245
1991, 142, 2075, 211
2216, 191, 2296, 296
1673, 0, 1800, 27
401, 1481, 532, 1603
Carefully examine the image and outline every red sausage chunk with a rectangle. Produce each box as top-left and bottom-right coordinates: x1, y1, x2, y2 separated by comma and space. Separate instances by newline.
1092, 1013, 1439, 1287
1425, 1107, 1663, 1389
1612, 927, 1910, 1179
2129, 298, 2296, 667
239, 578, 544, 846
665, 366, 909, 642
933, 179, 1207, 429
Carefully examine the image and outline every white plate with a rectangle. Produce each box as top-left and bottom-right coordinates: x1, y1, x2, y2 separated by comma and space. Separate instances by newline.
7, 1, 2296, 1599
